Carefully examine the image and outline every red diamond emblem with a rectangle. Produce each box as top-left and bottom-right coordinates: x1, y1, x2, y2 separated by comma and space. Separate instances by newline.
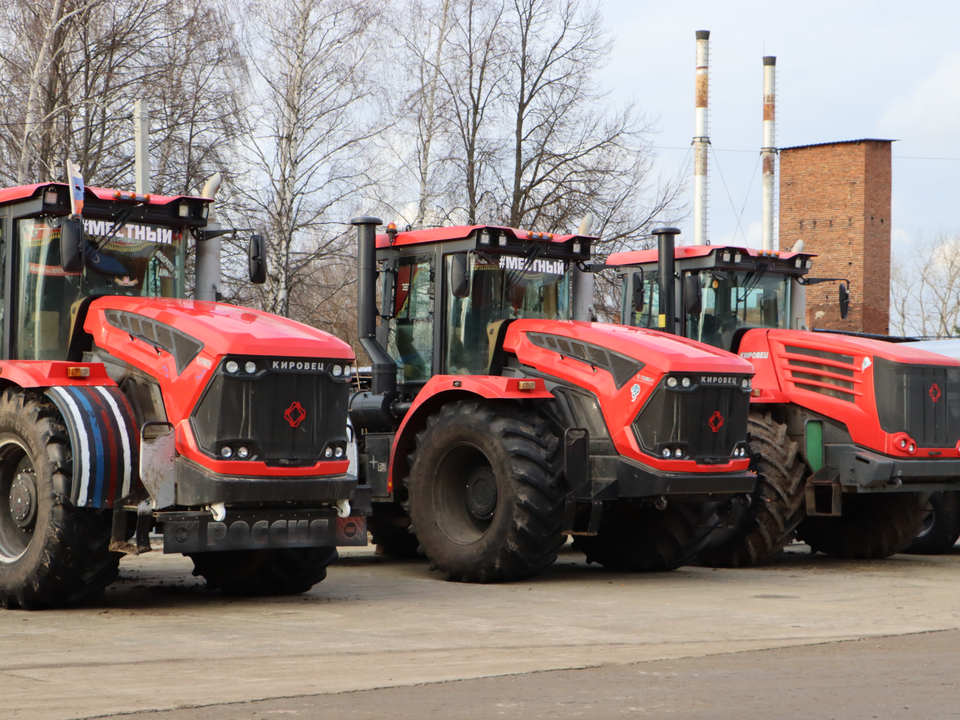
284, 401, 306, 428
930, 383, 942, 403
708, 411, 724, 433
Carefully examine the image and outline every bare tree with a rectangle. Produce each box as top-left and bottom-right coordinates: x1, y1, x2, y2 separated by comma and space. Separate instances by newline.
0, 0, 245, 192
890, 231, 960, 338
228, 0, 382, 320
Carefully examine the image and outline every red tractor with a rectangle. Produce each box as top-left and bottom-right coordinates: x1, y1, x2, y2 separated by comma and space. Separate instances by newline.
608, 243, 960, 565
0, 178, 367, 610
349, 219, 756, 582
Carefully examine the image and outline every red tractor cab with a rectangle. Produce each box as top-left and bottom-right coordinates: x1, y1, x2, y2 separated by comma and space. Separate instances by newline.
0, 182, 367, 609
609, 243, 960, 565
349, 219, 756, 582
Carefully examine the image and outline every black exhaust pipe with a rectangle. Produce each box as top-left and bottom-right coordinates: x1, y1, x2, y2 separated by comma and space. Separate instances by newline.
653, 227, 679, 335
350, 217, 397, 398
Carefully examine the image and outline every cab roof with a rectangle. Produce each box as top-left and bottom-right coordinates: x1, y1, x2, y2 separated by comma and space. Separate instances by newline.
0, 182, 212, 207
376, 223, 594, 249
607, 244, 816, 267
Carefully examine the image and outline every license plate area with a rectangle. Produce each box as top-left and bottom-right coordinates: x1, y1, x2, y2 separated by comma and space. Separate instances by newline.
160, 510, 366, 553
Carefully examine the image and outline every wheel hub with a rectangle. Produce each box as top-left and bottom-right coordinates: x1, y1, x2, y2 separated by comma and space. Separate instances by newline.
9, 471, 37, 529
465, 467, 497, 520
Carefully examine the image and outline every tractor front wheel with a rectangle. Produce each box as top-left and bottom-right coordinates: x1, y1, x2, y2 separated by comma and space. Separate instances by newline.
406, 400, 565, 583
573, 500, 717, 572
0, 389, 119, 609
189, 547, 338, 595
904, 491, 960, 555
796, 492, 929, 559
697, 412, 806, 567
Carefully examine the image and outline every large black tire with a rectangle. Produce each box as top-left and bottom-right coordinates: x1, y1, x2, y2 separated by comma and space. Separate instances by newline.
0, 389, 119, 610
796, 492, 929, 559
189, 547, 337, 595
904, 491, 960, 555
697, 412, 807, 568
573, 500, 718, 572
368, 502, 421, 558
406, 400, 565, 583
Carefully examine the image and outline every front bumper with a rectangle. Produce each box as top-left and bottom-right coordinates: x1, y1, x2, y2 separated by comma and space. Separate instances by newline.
826, 444, 960, 492
175, 456, 367, 506
580, 456, 756, 501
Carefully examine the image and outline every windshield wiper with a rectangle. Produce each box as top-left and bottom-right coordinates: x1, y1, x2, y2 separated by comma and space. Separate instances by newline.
93, 207, 134, 252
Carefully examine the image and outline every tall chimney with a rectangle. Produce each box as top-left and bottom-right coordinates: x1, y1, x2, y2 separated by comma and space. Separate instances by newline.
693, 30, 710, 246
761, 56, 777, 250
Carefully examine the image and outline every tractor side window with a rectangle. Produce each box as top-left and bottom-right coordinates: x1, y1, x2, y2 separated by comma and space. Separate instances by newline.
15, 217, 81, 360
387, 255, 434, 383
629, 274, 659, 330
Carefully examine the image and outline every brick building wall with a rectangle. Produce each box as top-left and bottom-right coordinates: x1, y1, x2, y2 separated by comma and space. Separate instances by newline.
778, 139, 892, 334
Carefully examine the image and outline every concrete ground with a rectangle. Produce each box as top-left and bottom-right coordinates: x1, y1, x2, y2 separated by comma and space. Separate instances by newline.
2, 542, 959, 719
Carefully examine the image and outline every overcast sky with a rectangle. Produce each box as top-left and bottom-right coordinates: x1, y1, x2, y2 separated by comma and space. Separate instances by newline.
598, 0, 958, 255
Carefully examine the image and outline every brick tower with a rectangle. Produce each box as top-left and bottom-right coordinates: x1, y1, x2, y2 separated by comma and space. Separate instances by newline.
778, 139, 892, 335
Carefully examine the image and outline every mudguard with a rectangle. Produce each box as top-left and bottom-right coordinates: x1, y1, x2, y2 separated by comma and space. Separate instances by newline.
46, 386, 140, 509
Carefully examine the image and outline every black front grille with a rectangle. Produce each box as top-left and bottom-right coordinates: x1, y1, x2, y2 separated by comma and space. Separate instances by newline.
191, 357, 349, 464
632, 378, 750, 460
874, 357, 960, 448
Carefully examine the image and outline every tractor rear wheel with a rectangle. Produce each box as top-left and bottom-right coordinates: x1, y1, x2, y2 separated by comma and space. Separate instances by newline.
697, 412, 806, 567
796, 492, 929, 559
406, 400, 564, 583
904, 491, 960, 555
189, 547, 338, 595
0, 389, 119, 609
368, 502, 421, 558
573, 500, 717, 572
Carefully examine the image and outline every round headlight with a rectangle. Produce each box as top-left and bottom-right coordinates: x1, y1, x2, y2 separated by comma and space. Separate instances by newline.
225, 360, 239, 374
324, 447, 333, 459
741, 378, 751, 390
662, 448, 672, 459
220, 446, 234, 459
245, 361, 257, 374
899, 439, 907, 449
331, 364, 343, 377
908, 444, 915, 454
334, 447, 344, 458
681, 377, 692, 388
666, 377, 678, 389
344, 365, 352, 378
237, 446, 250, 459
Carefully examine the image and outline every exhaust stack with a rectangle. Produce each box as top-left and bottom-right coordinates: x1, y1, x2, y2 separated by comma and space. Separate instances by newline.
761, 56, 777, 251
693, 30, 710, 246
350, 217, 397, 398
654, 227, 680, 335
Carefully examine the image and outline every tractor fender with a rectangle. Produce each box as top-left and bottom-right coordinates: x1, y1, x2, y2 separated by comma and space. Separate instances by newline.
0, 361, 114, 390
387, 375, 553, 492
45, 386, 140, 509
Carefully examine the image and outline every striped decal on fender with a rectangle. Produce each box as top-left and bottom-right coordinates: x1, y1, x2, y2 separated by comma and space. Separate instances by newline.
46, 386, 140, 508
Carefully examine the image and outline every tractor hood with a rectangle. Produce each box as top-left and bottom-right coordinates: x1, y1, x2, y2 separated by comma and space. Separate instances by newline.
503, 320, 754, 377
502, 320, 754, 468
84, 296, 354, 361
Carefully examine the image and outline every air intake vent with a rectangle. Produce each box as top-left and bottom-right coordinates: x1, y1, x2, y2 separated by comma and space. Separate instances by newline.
782, 345, 860, 403
527, 333, 643, 389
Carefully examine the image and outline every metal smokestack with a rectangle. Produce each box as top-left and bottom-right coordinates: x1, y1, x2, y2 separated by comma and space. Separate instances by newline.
693, 30, 710, 246
761, 56, 777, 251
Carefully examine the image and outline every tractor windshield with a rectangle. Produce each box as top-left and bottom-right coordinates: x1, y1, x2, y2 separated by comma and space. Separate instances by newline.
15, 216, 186, 360
444, 252, 570, 375
685, 269, 791, 351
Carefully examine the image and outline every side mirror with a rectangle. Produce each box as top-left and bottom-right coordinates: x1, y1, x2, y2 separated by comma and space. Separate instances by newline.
248, 234, 267, 284
632, 271, 644, 313
839, 283, 849, 319
683, 274, 702, 315
60, 218, 84, 273
449, 253, 469, 299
